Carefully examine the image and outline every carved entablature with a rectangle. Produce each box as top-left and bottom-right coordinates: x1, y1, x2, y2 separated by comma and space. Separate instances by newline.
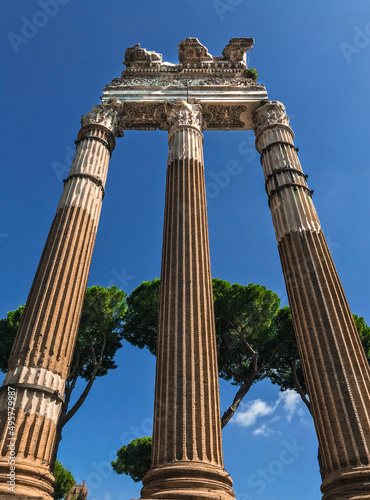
101, 38, 268, 131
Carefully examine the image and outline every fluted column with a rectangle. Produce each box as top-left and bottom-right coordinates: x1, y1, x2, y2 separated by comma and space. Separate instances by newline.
253, 101, 370, 500
0, 99, 123, 499
140, 100, 234, 500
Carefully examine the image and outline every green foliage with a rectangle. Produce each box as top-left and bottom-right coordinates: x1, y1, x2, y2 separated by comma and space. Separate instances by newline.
112, 437, 152, 483
123, 278, 281, 386
212, 279, 280, 385
73, 285, 127, 380
353, 314, 370, 361
0, 286, 127, 467
0, 305, 25, 372
245, 67, 259, 82
267, 310, 370, 400
122, 279, 160, 356
122, 278, 370, 427
0, 286, 127, 379
53, 460, 75, 500
264, 307, 307, 395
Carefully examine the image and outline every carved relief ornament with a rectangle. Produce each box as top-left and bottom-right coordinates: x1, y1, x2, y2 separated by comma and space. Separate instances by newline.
81, 98, 125, 137
203, 104, 247, 129
252, 101, 290, 137
164, 100, 203, 132
120, 103, 168, 131
104, 76, 264, 91
98, 101, 251, 132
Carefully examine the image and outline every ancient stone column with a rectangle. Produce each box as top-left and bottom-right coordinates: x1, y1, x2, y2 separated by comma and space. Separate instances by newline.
253, 101, 370, 500
140, 100, 234, 500
0, 99, 123, 500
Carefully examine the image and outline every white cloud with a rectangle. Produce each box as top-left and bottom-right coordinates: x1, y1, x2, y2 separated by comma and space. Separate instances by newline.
278, 390, 304, 421
233, 390, 306, 435
253, 424, 274, 437
234, 399, 276, 427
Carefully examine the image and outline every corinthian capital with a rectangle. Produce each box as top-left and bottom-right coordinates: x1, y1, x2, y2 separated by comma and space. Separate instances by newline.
165, 100, 203, 134
252, 100, 290, 138
81, 98, 125, 137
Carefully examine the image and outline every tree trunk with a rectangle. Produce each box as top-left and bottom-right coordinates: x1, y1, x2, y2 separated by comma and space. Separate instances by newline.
221, 369, 258, 428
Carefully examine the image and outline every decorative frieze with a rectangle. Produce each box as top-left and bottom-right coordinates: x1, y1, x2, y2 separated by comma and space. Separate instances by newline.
120, 103, 167, 131
203, 104, 248, 129
109, 101, 253, 131
105, 76, 263, 90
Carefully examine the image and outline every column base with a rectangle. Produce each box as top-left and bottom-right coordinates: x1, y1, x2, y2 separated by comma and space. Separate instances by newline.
0, 458, 54, 500
321, 466, 370, 500
140, 461, 235, 500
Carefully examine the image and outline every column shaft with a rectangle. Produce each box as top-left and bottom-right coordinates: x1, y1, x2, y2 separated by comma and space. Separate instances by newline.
0, 100, 122, 500
253, 101, 370, 500
141, 101, 234, 500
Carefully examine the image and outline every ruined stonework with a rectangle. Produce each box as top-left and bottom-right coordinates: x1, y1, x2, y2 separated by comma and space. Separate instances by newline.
0, 37, 369, 500
65, 481, 88, 500
102, 37, 267, 132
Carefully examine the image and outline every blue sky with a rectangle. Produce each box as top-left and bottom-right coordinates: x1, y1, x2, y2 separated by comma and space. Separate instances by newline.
2, 1, 370, 499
